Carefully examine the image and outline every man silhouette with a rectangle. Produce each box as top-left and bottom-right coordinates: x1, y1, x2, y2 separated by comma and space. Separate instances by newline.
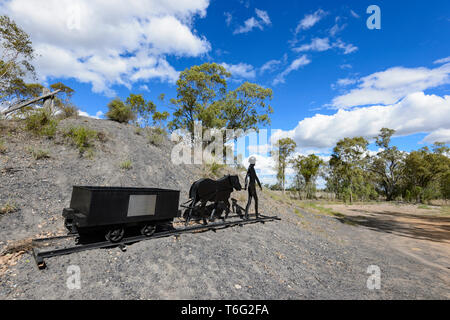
244, 156, 262, 219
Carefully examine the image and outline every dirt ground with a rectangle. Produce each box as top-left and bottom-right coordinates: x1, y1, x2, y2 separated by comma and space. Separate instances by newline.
322, 203, 450, 273
1, 118, 449, 299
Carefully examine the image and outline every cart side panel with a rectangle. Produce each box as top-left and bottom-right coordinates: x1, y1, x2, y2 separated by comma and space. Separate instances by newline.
88, 189, 181, 226
88, 190, 130, 226
69, 187, 92, 216
155, 191, 180, 219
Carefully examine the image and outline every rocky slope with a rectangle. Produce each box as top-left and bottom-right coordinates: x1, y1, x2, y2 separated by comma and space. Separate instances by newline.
0, 117, 448, 299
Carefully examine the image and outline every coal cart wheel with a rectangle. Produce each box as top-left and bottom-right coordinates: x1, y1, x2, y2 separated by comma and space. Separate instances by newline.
105, 227, 125, 243
141, 224, 156, 237
64, 218, 74, 232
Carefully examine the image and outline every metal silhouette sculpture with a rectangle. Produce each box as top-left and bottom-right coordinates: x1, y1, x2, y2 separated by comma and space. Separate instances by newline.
184, 175, 242, 225
244, 156, 262, 220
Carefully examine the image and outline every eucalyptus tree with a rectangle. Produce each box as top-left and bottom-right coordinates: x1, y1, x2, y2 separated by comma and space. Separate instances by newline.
220, 82, 273, 138
403, 144, 450, 202
291, 154, 324, 199
328, 137, 370, 203
126, 93, 156, 127
168, 63, 231, 138
369, 128, 405, 201
0, 15, 36, 104
273, 138, 297, 194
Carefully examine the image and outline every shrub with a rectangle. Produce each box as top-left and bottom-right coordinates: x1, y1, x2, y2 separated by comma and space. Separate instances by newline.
135, 127, 143, 135
58, 103, 79, 119
24, 109, 58, 138
85, 148, 95, 160
96, 131, 107, 143
202, 161, 226, 178
0, 201, 18, 214
120, 160, 133, 170
0, 140, 6, 154
63, 126, 99, 155
27, 147, 50, 160
106, 98, 136, 123
147, 127, 166, 146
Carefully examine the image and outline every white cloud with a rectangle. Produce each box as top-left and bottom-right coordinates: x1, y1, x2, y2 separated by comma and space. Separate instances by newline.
139, 85, 150, 92
221, 62, 256, 79
340, 64, 353, 69
255, 9, 271, 25
333, 78, 358, 87
332, 63, 450, 109
422, 128, 450, 144
293, 38, 357, 55
272, 92, 450, 149
333, 39, 358, 54
329, 23, 347, 37
2, 0, 211, 96
79, 109, 103, 119
234, 17, 263, 34
434, 56, 450, 64
243, 154, 277, 177
224, 12, 233, 26
273, 55, 311, 85
295, 9, 328, 33
294, 38, 331, 52
350, 10, 360, 18
260, 59, 282, 74
234, 9, 271, 34
248, 144, 272, 154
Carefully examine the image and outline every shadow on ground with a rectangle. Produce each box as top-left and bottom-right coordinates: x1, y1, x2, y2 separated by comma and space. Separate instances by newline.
332, 210, 450, 243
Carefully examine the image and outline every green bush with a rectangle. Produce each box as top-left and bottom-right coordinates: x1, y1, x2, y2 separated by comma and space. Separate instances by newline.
24, 109, 58, 138
63, 126, 99, 154
202, 161, 226, 178
58, 103, 79, 119
27, 147, 50, 160
0, 140, 6, 154
147, 127, 166, 146
120, 160, 133, 170
135, 127, 143, 135
106, 98, 136, 123
0, 201, 18, 214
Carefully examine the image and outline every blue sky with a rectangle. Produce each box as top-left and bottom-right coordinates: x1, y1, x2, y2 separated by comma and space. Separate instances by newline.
2, 0, 449, 184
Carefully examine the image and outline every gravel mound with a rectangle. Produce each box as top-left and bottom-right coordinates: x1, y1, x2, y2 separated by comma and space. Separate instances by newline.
0, 117, 448, 299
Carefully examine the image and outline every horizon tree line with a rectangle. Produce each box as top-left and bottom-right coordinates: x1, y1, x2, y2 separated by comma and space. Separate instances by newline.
271, 128, 450, 203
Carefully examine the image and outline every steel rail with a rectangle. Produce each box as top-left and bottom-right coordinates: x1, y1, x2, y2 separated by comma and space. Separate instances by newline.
33, 215, 280, 269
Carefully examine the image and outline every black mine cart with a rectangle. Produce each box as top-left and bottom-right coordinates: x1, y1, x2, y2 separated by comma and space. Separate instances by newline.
63, 186, 181, 242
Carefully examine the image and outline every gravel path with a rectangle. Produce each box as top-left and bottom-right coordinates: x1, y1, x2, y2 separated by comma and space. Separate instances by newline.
1, 117, 449, 299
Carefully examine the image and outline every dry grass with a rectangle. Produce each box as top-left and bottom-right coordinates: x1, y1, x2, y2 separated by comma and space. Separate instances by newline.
147, 128, 165, 146
1, 238, 35, 256
441, 206, 450, 215
0, 232, 62, 275
201, 162, 226, 178
119, 159, 133, 170
0, 139, 6, 154
0, 251, 25, 276
0, 239, 34, 276
0, 201, 19, 214
27, 147, 51, 160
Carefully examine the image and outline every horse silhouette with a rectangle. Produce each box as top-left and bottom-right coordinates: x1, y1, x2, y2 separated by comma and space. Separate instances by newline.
185, 175, 242, 224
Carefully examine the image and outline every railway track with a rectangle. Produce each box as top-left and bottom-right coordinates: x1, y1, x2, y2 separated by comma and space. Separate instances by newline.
32, 214, 281, 269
